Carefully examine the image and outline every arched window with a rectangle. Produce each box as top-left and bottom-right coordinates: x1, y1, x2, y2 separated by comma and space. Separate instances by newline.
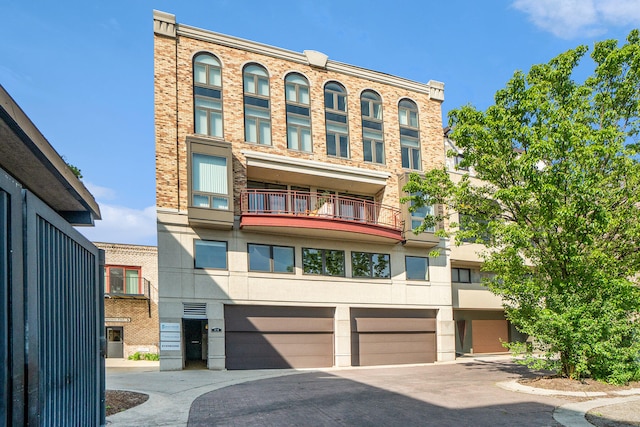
193, 53, 223, 138
285, 73, 311, 152
399, 99, 420, 170
361, 90, 384, 164
324, 82, 349, 158
243, 64, 271, 145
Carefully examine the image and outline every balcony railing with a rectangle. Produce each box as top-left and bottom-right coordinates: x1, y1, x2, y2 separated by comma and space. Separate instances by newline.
240, 189, 402, 231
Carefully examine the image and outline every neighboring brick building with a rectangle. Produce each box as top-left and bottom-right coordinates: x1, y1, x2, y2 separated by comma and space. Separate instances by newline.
154, 10, 455, 370
95, 242, 159, 359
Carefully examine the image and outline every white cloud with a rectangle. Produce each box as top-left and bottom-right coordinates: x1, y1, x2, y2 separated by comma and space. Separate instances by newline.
77, 204, 157, 246
84, 181, 117, 201
512, 0, 640, 38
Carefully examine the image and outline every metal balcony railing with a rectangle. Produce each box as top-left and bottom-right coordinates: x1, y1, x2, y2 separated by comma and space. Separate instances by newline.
240, 189, 402, 231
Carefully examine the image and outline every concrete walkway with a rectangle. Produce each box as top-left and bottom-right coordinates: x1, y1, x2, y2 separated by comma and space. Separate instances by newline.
105, 357, 640, 426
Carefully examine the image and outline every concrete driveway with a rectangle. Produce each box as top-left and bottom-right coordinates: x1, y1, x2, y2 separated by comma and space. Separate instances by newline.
187, 360, 568, 426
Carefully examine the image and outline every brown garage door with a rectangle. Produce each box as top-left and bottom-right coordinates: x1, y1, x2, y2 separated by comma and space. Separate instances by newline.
225, 305, 334, 370
471, 319, 509, 353
351, 308, 437, 366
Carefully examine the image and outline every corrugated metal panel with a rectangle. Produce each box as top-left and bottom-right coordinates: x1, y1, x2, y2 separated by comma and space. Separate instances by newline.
24, 190, 103, 426
1, 170, 26, 427
1, 188, 8, 426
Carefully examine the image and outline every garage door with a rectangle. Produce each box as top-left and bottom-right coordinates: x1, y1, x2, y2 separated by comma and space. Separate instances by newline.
225, 305, 334, 370
471, 319, 509, 353
351, 308, 437, 366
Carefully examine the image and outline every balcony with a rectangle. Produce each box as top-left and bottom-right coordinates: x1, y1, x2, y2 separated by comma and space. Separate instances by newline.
240, 189, 404, 243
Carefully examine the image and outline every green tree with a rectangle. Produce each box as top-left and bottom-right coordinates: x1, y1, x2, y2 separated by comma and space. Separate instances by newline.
405, 30, 640, 383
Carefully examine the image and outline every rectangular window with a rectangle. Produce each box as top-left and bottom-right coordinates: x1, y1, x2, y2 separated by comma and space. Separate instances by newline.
452, 267, 471, 283
195, 240, 227, 269
406, 256, 429, 281
248, 244, 294, 273
302, 248, 345, 276
351, 252, 390, 278
410, 195, 434, 232
105, 266, 141, 294
192, 153, 228, 209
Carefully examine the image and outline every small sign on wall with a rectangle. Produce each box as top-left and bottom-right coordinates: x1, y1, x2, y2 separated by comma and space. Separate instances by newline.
160, 342, 181, 351
160, 322, 180, 332
161, 332, 181, 341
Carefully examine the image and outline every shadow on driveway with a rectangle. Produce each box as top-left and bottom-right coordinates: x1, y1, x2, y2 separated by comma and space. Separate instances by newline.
188, 361, 564, 426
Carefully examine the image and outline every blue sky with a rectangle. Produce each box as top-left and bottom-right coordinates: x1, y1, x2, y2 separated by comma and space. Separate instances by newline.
1, 0, 639, 246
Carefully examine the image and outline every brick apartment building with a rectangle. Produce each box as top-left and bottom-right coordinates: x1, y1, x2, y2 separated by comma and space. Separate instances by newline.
153, 10, 457, 370
96, 242, 159, 359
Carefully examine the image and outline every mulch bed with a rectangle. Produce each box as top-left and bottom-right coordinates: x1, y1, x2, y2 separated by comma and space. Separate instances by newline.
519, 376, 640, 394
105, 390, 149, 416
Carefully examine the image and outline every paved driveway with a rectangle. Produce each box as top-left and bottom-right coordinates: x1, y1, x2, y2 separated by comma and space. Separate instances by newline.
188, 360, 569, 426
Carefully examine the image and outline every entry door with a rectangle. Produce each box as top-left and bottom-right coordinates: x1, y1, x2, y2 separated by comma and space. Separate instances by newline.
106, 327, 124, 358
184, 319, 207, 361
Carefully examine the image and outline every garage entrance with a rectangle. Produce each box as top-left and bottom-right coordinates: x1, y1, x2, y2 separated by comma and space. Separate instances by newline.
224, 305, 335, 370
351, 308, 437, 366
471, 319, 509, 353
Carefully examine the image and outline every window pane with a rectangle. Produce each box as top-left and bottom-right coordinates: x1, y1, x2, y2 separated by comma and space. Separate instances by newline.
325, 250, 345, 276
337, 95, 346, 111
363, 140, 372, 162
301, 129, 312, 152
194, 64, 207, 84
259, 121, 271, 145
109, 268, 124, 293
212, 197, 228, 209
409, 111, 418, 127
339, 136, 349, 158
412, 148, 421, 170
285, 84, 296, 102
249, 244, 271, 272
351, 252, 371, 278
245, 117, 257, 142
288, 115, 310, 127
126, 269, 139, 294
324, 92, 333, 109
245, 106, 270, 119
195, 240, 227, 269
399, 109, 408, 126
193, 154, 227, 195
401, 147, 410, 168
195, 109, 207, 135
326, 134, 337, 156
459, 268, 471, 282
406, 256, 428, 280
243, 75, 255, 93
195, 97, 222, 110
210, 68, 221, 86
372, 254, 390, 278
326, 122, 348, 133
373, 104, 382, 119
258, 78, 269, 96
375, 141, 384, 163
303, 248, 323, 275
299, 86, 309, 104
288, 127, 299, 149
273, 246, 294, 273
361, 100, 370, 117
193, 194, 210, 207
211, 112, 223, 137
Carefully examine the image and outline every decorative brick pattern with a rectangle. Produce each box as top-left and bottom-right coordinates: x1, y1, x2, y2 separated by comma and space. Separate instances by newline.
155, 30, 445, 213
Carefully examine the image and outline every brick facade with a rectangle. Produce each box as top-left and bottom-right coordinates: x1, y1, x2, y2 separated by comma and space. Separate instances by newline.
153, 11, 457, 371
155, 26, 445, 214
95, 242, 159, 358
